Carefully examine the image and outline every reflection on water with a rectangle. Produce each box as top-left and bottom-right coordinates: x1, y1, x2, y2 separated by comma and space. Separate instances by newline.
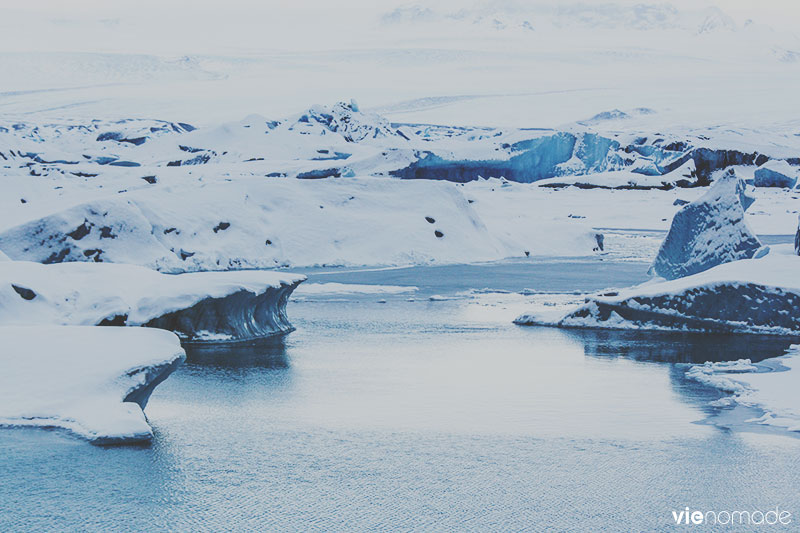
563, 329, 794, 364
183, 335, 290, 369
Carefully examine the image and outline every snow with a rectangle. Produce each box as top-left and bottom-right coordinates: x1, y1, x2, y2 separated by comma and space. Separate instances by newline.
517, 245, 800, 335
650, 170, 764, 280
0, 175, 606, 269
0, 261, 305, 342
0, 326, 185, 444
686, 350, 800, 433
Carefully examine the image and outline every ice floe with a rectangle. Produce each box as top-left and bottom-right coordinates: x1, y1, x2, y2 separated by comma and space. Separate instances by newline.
516, 246, 800, 335
0, 261, 304, 342
0, 326, 185, 444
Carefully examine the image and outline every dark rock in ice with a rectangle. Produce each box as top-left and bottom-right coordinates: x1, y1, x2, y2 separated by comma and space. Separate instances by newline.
11, 284, 36, 300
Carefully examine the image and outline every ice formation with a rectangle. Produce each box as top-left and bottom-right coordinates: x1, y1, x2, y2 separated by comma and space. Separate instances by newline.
0, 261, 304, 342
649, 170, 763, 280
1, 103, 797, 189
0, 326, 185, 444
516, 247, 800, 335
753, 160, 798, 188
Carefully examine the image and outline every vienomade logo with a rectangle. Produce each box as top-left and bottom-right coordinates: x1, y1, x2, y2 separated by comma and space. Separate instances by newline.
671, 507, 792, 526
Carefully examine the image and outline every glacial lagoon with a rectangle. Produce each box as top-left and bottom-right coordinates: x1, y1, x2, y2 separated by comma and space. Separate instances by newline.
2, 259, 800, 531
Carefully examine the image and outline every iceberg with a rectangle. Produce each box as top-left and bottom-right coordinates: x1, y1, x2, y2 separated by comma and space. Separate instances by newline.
516, 247, 800, 335
0, 326, 184, 444
753, 160, 798, 188
650, 170, 763, 280
0, 261, 304, 342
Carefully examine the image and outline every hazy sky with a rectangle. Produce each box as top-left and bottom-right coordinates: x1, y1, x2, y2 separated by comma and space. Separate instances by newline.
6, 0, 800, 25
1, 0, 798, 56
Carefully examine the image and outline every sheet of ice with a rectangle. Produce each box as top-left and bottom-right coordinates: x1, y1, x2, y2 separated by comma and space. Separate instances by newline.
517, 245, 800, 334
0, 326, 185, 444
686, 349, 800, 433
294, 283, 418, 296
650, 171, 763, 280
0, 261, 305, 341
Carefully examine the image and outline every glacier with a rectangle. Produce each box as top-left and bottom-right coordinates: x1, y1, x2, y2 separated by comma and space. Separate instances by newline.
3, 102, 799, 270
649, 170, 764, 280
0, 326, 185, 444
0, 261, 304, 342
2, 103, 799, 190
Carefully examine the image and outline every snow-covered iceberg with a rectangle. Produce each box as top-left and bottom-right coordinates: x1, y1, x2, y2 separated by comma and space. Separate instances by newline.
0, 326, 184, 444
0, 261, 304, 342
649, 170, 763, 280
516, 247, 800, 335
753, 160, 798, 188
686, 349, 800, 433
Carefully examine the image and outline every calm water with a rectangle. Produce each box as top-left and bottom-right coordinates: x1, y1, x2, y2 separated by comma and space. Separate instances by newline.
2, 260, 800, 532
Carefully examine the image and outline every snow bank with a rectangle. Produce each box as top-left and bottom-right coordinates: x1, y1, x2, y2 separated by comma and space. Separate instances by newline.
516, 247, 800, 335
754, 160, 798, 188
0, 261, 305, 342
0, 177, 603, 270
0, 326, 184, 444
650, 170, 763, 280
686, 349, 800, 433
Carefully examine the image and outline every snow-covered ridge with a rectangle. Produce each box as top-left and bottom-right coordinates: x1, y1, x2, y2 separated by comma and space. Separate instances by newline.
0, 176, 605, 270
0, 326, 185, 444
0, 261, 305, 342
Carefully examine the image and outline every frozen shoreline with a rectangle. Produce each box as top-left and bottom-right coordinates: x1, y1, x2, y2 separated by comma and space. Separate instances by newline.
686, 348, 800, 435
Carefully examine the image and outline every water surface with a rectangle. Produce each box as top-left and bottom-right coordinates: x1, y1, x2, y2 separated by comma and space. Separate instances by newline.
2, 260, 799, 532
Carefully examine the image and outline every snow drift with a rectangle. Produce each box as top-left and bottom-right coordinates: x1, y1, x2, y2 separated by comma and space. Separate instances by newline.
516, 247, 800, 335
0, 326, 185, 444
0, 261, 305, 342
650, 170, 764, 280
